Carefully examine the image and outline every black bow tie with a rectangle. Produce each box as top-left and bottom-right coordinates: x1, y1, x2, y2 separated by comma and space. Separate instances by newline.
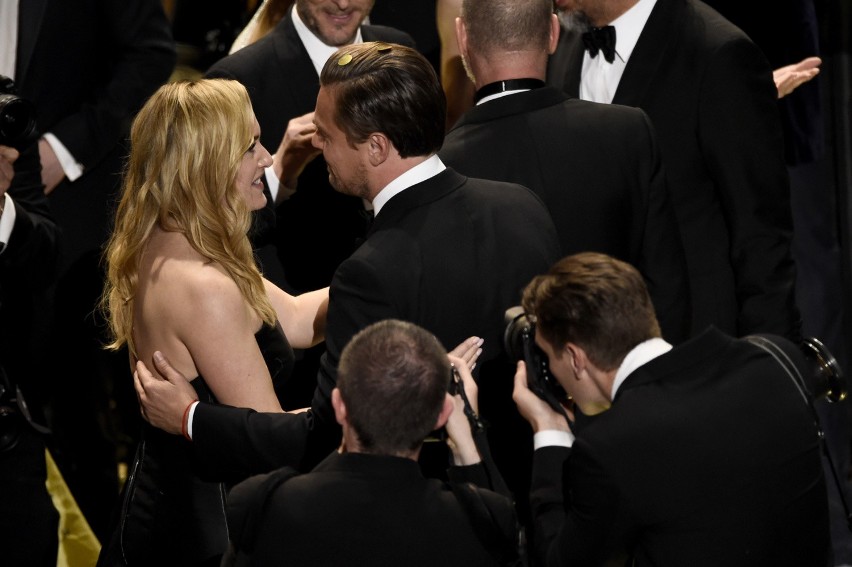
582, 26, 617, 63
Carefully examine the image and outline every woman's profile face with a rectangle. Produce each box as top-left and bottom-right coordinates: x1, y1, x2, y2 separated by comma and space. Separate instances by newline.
235, 117, 273, 211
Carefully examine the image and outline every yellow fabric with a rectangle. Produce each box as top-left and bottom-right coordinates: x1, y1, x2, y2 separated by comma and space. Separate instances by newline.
45, 449, 102, 567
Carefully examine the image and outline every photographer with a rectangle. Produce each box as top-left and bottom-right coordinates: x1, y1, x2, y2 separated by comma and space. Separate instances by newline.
513, 252, 831, 566
222, 319, 520, 566
0, 138, 62, 564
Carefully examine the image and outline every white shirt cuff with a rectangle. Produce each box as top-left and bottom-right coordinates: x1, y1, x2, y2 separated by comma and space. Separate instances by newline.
43, 133, 84, 181
186, 401, 200, 440
534, 429, 575, 450
0, 192, 16, 254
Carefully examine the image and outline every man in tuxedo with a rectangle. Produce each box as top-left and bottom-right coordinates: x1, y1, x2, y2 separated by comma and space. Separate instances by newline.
547, 0, 802, 342
205, 0, 414, 408
224, 319, 519, 566
440, 0, 689, 344
513, 252, 830, 566
133, 42, 560, 484
6, 0, 176, 540
205, 1, 413, 294
0, 142, 62, 565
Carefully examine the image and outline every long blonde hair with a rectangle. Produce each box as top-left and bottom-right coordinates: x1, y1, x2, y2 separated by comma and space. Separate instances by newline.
102, 79, 276, 357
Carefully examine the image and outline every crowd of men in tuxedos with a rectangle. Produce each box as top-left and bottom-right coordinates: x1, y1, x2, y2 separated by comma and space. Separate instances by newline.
3, 0, 845, 564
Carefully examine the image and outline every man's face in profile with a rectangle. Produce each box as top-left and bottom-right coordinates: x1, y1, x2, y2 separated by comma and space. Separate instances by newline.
296, 0, 376, 47
311, 86, 371, 200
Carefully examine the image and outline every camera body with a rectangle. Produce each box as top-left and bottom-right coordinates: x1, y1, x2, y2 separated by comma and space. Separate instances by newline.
504, 306, 570, 419
0, 75, 37, 148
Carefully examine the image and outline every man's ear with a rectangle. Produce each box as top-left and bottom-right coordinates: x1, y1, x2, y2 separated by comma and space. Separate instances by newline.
565, 343, 588, 378
455, 16, 469, 62
366, 132, 390, 166
434, 394, 455, 430
548, 13, 561, 55
332, 388, 347, 426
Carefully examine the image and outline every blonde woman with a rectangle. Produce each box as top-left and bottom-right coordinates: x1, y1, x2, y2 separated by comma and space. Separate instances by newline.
97, 79, 327, 566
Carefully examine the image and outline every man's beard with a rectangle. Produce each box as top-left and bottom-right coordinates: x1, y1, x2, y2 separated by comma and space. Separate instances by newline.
559, 9, 593, 32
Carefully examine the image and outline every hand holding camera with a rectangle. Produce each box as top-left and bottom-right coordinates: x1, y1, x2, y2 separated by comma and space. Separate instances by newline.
504, 306, 573, 426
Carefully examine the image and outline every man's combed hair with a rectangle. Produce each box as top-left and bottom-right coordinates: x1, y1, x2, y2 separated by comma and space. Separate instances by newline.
522, 252, 661, 370
101, 79, 277, 356
319, 42, 446, 157
337, 319, 451, 456
462, 0, 553, 54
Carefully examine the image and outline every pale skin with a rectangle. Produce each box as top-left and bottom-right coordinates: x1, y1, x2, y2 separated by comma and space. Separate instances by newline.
0, 145, 19, 198
272, 111, 321, 202
132, 116, 328, 416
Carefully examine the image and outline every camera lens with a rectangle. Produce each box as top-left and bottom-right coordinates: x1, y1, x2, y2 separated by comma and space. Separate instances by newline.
0, 93, 36, 146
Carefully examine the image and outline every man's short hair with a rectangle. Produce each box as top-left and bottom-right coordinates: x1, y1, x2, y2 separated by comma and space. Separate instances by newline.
462, 0, 553, 54
337, 319, 451, 455
522, 252, 661, 370
319, 42, 446, 157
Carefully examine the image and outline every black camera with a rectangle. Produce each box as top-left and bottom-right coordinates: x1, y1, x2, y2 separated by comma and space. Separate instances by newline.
0, 75, 37, 147
504, 306, 571, 421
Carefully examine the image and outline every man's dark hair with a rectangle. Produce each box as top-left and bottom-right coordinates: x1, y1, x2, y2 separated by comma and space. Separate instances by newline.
337, 319, 451, 455
462, 0, 553, 54
319, 42, 446, 157
522, 252, 661, 370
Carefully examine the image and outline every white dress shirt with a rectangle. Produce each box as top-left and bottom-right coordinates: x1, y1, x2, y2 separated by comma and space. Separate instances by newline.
579, 0, 657, 104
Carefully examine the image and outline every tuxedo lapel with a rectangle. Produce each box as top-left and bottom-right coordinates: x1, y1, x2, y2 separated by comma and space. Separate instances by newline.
15, 0, 48, 83
369, 169, 465, 235
612, 0, 682, 106
273, 15, 322, 111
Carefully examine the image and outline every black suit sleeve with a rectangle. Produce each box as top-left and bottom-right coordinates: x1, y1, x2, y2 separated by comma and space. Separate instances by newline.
700, 37, 801, 340
192, 403, 309, 484
2, 143, 61, 288
531, 443, 631, 566
48, 0, 175, 169
632, 111, 691, 344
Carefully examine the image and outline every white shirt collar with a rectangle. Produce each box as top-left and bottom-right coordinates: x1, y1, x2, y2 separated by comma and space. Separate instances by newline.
291, 4, 364, 76
371, 155, 446, 216
476, 89, 530, 106
611, 337, 672, 400
608, 0, 657, 64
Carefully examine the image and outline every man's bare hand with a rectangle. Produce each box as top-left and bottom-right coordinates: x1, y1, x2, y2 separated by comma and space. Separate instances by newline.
38, 138, 65, 194
448, 336, 483, 373
512, 361, 572, 433
445, 354, 481, 465
0, 145, 19, 197
773, 56, 821, 99
134, 351, 197, 436
273, 111, 321, 199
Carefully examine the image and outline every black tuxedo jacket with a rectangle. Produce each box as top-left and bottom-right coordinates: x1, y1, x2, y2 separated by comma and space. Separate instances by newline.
441, 87, 690, 343
548, 0, 801, 341
530, 328, 830, 566
228, 451, 518, 566
15, 0, 175, 266
192, 167, 561, 481
1, 143, 61, 410
205, 13, 414, 292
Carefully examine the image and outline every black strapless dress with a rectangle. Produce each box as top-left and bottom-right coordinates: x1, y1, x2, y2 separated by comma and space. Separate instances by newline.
97, 323, 294, 566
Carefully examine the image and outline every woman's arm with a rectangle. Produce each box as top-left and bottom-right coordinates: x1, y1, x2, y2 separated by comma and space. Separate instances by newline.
263, 279, 329, 349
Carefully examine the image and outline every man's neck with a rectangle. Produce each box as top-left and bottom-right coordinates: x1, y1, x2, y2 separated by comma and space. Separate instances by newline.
470, 55, 547, 91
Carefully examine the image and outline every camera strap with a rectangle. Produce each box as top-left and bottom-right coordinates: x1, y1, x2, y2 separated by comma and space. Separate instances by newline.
743, 334, 852, 532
